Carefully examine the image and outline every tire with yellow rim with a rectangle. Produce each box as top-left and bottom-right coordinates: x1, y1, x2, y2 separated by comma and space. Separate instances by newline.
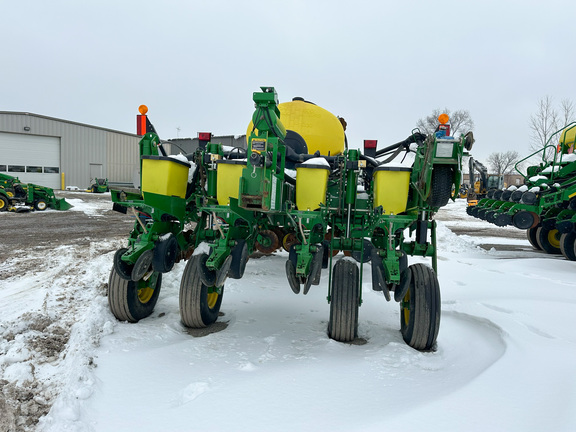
536, 226, 562, 254
108, 266, 162, 322
180, 254, 224, 328
0, 195, 8, 211
400, 264, 440, 351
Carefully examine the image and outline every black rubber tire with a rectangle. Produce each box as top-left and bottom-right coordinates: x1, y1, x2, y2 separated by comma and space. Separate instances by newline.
328, 259, 359, 342
0, 195, 8, 211
152, 234, 179, 273
108, 266, 162, 322
34, 199, 48, 211
229, 240, 249, 279
180, 254, 224, 328
485, 211, 496, 224
400, 263, 441, 351
477, 209, 488, 220
536, 227, 562, 255
526, 227, 541, 250
426, 165, 453, 208
559, 232, 576, 261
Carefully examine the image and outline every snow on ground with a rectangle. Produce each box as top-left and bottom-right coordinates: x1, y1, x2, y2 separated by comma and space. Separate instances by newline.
1, 199, 576, 431
66, 193, 113, 217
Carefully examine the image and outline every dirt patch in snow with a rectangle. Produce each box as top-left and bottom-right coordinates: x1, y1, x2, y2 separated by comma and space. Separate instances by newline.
0, 191, 133, 431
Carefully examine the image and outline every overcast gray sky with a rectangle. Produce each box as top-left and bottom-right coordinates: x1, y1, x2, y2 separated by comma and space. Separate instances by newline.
3, 0, 575, 162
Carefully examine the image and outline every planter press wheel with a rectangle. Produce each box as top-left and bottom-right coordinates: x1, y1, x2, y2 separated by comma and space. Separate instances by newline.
179, 254, 224, 328
426, 165, 453, 208
536, 226, 562, 255
526, 226, 542, 250
0, 196, 8, 211
108, 266, 162, 322
559, 232, 576, 261
328, 259, 359, 342
400, 263, 441, 351
152, 234, 179, 273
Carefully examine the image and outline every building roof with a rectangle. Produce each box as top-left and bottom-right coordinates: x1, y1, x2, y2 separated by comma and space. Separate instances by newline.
0, 111, 139, 137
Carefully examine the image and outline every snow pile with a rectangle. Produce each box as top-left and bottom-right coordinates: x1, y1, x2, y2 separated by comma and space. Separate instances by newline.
67, 198, 111, 217
0, 242, 120, 432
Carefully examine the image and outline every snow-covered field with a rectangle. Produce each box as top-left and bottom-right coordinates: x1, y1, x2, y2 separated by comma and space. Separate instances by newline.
1, 199, 575, 431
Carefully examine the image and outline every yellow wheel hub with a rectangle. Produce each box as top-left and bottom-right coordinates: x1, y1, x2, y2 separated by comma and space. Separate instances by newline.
137, 280, 155, 304
402, 290, 411, 326
207, 291, 219, 309
548, 229, 561, 249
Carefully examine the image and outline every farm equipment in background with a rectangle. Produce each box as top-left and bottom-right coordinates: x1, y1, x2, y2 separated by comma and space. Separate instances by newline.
467, 123, 576, 261
0, 173, 72, 212
89, 178, 109, 193
108, 87, 472, 350
466, 157, 504, 206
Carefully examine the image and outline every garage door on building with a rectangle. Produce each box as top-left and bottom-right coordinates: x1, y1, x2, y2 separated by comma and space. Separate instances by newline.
0, 132, 61, 189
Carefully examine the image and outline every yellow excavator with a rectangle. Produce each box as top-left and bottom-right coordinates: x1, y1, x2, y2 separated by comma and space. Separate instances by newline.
466, 157, 504, 206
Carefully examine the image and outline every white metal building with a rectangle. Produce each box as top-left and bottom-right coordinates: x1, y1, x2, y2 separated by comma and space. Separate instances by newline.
0, 112, 141, 190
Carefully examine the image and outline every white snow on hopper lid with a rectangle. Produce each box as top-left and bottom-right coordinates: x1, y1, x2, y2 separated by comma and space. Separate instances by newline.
528, 175, 548, 182
302, 157, 330, 167
561, 153, 576, 162
517, 185, 529, 192
506, 185, 518, 191
528, 186, 540, 193
169, 153, 191, 165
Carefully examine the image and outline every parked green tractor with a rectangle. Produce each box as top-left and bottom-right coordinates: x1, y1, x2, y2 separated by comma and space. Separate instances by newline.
0, 173, 72, 212
467, 123, 576, 260
108, 87, 472, 350
89, 178, 109, 193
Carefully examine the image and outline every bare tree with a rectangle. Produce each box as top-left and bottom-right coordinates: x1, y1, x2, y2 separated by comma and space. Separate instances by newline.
487, 151, 521, 176
416, 108, 474, 137
449, 109, 475, 137
529, 96, 559, 158
559, 98, 575, 128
